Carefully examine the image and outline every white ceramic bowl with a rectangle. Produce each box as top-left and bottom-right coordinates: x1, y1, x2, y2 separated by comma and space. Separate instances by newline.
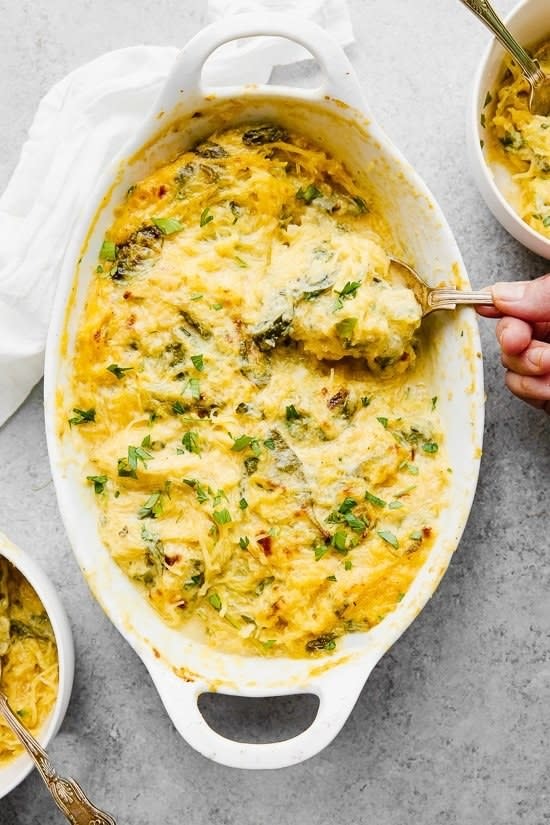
468, 0, 550, 259
45, 13, 484, 770
0, 531, 74, 799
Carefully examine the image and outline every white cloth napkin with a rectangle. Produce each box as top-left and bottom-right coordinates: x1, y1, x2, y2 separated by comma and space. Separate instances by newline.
0, 1, 353, 428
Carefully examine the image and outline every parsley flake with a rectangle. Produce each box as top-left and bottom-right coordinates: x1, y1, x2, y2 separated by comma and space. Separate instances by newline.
87, 475, 107, 494
179, 431, 200, 455
138, 491, 163, 520
200, 207, 214, 227
377, 530, 399, 550
99, 240, 117, 261
68, 407, 96, 426
152, 216, 184, 235
107, 364, 133, 379
190, 354, 204, 372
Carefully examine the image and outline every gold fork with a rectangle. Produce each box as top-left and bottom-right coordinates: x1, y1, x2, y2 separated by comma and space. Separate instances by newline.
389, 258, 494, 317
459, 0, 550, 116
0, 662, 116, 825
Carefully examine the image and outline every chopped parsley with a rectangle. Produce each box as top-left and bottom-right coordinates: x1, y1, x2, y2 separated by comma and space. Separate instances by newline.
183, 478, 209, 503
231, 434, 256, 452
188, 378, 201, 399
137, 491, 163, 519
285, 404, 301, 421
99, 240, 117, 261
296, 184, 321, 204
239, 497, 248, 510
87, 475, 107, 494
152, 216, 184, 235
376, 416, 388, 429
314, 545, 329, 561
377, 530, 399, 550
107, 363, 132, 379
431, 396, 438, 411
179, 431, 201, 455
129, 440, 153, 468
334, 280, 361, 310
200, 207, 214, 227
335, 317, 357, 342
327, 498, 368, 533
184, 572, 204, 589
172, 401, 188, 415
239, 536, 250, 550
365, 490, 386, 508
208, 592, 222, 610
68, 407, 96, 426
332, 531, 348, 553
190, 354, 204, 372
422, 442, 439, 454
361, 396, 372, 407
263, 438, 275, 451
213, 508, 231, 525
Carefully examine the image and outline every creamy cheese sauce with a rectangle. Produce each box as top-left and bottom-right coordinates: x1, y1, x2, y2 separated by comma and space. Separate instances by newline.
486, 40, 550, 238
64, 123, 449, 657
0, 559, 58, 764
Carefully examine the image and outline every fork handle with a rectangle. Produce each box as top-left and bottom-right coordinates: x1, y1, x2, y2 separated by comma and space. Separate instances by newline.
458, 0, 545, 87
429, 288, 495, 310
0, 693, 116, 825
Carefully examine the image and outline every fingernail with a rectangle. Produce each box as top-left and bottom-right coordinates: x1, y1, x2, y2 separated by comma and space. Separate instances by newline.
492, 282, 526, 302
526, 347, 550, 371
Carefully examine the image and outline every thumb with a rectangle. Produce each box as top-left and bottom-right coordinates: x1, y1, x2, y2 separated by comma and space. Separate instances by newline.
491, 274, 550, 322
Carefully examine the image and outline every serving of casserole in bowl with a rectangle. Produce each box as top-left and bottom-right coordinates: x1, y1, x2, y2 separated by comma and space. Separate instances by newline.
468, 0, 550, 258
0, 532, 74, 798
45, 13, 484, 769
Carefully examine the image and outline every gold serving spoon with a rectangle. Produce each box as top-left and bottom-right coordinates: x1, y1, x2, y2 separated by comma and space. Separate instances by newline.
0, 661, 116, 825
459, 0, 550, 116
389, 258, 494, 317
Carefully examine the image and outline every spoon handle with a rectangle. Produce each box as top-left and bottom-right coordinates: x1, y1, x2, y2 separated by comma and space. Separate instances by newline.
0, 693, 117, 825
458, 0, 545, 87
429, 288, 495, 311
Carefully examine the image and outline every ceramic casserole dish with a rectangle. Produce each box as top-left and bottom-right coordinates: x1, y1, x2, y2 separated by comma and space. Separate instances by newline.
44, 14, 484, 770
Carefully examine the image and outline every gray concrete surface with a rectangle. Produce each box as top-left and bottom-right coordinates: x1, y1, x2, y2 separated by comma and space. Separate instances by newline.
1, 1, 549, 823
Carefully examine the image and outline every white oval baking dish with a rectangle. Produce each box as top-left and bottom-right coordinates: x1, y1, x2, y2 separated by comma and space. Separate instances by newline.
468, 0, 550, 259
0, 531, 74, 799
44, 13, 484, 770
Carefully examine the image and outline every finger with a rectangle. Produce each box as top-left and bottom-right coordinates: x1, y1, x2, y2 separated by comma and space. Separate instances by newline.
496, 317, 533, 355
501, 341, 550, 375
476, 305, 503, 318
505, 370, 550, 402
491, 274, 550, 322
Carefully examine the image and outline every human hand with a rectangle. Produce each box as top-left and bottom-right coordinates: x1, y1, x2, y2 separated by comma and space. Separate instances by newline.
477, 274, 550, 414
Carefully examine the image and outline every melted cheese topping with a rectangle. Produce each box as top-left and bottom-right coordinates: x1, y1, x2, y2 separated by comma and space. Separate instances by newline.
0, 559, 58, 764
65, 123, 449, 657
487, 40, 550, 238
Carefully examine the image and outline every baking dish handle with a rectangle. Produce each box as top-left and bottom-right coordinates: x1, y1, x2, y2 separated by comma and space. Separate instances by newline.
156, 12, 366, 111
146, 658, 370, 770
